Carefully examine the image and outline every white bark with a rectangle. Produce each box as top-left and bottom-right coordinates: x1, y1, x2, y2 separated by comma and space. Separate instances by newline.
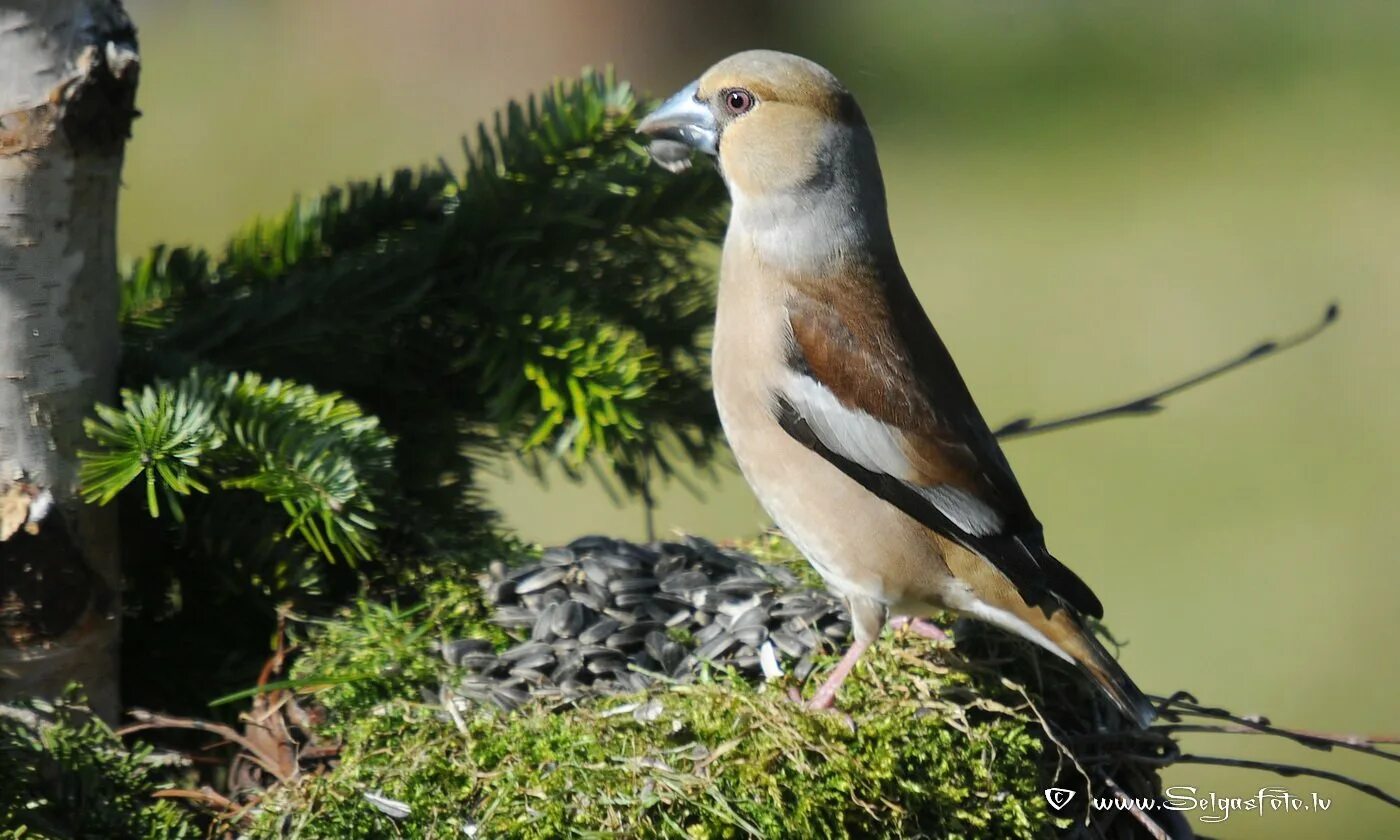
0, 0, 137, 720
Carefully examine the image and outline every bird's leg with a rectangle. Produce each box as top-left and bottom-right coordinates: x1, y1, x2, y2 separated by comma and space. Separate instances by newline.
889, 615, 949, 642
806, 637, 872, 711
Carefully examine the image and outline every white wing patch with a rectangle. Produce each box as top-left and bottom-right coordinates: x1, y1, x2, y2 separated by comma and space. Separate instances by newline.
784, 373, 909, 476
917, 484, 1004, 536
782, 373, 1006, 537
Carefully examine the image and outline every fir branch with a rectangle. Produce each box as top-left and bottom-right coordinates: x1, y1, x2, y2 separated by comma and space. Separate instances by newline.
80, 370, 395, 566
117, 68, 728, 513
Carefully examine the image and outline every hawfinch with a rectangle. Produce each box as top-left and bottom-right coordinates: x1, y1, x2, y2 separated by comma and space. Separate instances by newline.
638, 50, 1153, 726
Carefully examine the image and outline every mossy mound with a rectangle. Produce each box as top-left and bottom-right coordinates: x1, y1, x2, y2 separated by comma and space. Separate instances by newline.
255, 637, 1054, 839
3, 538, 1157, 838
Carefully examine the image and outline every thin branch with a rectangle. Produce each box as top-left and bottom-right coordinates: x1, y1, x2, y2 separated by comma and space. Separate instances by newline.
116, 709, 294, 784
1176, 754, 1400, 809
1098, 773, 1171, 840
1161, 724, 1400, 764
1154, 692, 1400, 763
994, 303, 1339, 440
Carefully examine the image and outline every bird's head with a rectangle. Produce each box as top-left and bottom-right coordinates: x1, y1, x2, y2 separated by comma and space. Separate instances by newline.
638, 50, 874, 201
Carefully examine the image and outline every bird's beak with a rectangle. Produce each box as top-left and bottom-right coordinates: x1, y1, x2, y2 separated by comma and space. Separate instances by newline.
637, 80, 718, 158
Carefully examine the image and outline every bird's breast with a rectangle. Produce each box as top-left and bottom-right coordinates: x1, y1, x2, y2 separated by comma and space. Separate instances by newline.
712, 250, 951, 609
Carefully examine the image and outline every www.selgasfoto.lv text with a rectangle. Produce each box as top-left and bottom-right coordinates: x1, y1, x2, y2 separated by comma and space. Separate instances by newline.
1094, 786, 1333, 823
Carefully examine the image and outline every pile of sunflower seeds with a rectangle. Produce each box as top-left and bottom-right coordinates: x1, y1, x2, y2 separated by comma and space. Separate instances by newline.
435, 535, 851, 713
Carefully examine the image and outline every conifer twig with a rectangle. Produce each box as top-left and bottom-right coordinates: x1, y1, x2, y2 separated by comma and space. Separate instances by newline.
994, 303, 1339, 440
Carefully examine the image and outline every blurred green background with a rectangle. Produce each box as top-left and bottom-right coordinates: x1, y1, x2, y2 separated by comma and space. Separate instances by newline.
120, 2, 1398, 836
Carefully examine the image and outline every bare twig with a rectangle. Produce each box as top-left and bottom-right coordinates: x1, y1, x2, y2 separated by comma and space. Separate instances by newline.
994, 303, 1339, 439
1155, 692, 1400, 763
117, 709, 294, 784
1098, 773, 1171, 840
1162, 724, 1400, 763
151, 787, 256, 828
1176, 754, 1400, 809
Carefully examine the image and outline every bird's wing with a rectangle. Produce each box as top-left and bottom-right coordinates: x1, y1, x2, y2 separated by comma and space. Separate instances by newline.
776, 278, 1103, 618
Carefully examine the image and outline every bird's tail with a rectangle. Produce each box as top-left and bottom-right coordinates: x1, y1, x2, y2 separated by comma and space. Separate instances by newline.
1053, 617, 1156, 728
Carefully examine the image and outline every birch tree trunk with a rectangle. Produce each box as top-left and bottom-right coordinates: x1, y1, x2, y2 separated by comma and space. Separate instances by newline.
0, 0, 138, 721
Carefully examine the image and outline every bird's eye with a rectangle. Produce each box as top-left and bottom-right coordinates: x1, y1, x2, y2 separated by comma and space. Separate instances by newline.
723, 88, 755, 115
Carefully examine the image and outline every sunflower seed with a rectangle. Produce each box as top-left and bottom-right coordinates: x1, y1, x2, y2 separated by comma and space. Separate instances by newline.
532, 603, 559, 642
693, 622, 724, 645
506, 563, 543, 582
767, 566, 802, 588
570, 589, 606, 612
687, 586, 718, 609
491, 686, 529, 712
364, 791, 411, 819
459, 652, 502, 672
598, 553, 642, 574
502, 641, 553, 661
579, 617, 621, 646
823, 621, 852, 641
718, 577, 773, 597
581, 556, 612, 588
643, 631, 670, 664
440, 637, 492, 666
617, 542, 659, 564
731, 604, 768, 631
733, 625, 768, 648
695, 633, 738, 661
509, 667, 550, 685
602, 607, 638, 626
635, 600, 668, 624
489, 607, 536, 629
660, 570, 710, 595
608, 576, 658, 595
607, 621, 659, 646
770, 628, 807, 658
653, 552, 687, 579
759, 641, 785, 679
540, 546, 576, 567
551, 657, 584, 684
568, 535, 618, 553
717, 593, 763, 618
660, 641, 686, 674
513, 652, 555, 672
441, 535, 856, 713
730, 653, 760, 670
586, 654, 627, 676
551, 601, 587, 638
517, 566, 568, 595
618, 672, 652, 693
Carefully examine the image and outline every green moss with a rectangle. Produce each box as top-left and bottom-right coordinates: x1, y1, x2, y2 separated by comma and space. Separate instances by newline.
257, 636, 1051, 839
275, 543, 526, 735
247, 536, 1064, 838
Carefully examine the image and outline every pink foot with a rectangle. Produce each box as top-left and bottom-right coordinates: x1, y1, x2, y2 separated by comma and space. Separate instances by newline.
803, 637, 872, 711
889, 615, 949, 642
